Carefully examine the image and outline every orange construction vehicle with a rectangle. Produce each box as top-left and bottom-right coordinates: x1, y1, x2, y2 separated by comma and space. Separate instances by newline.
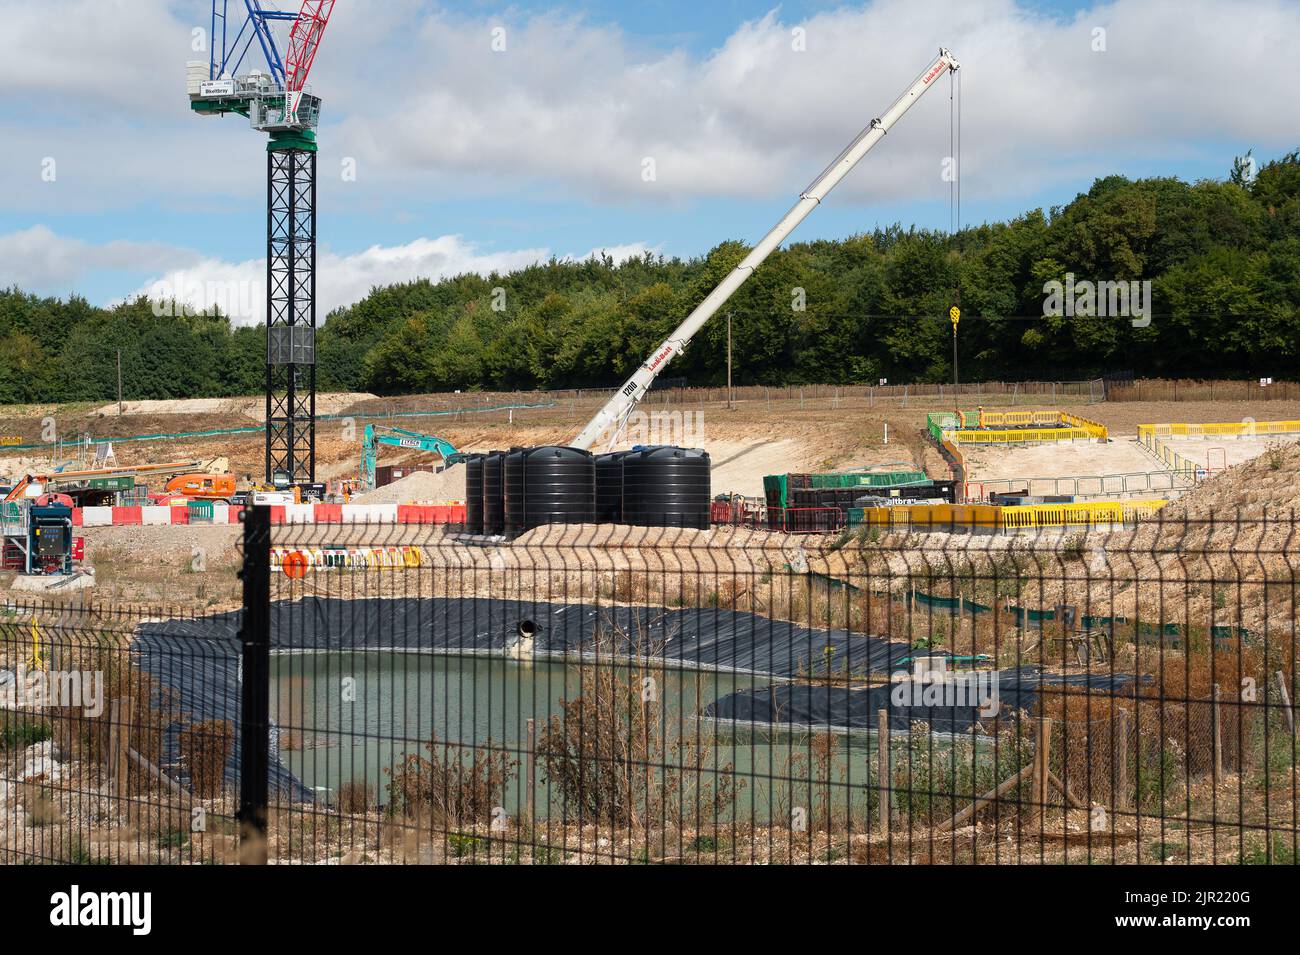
164, 473, 237, 502
2, 474, 44, 502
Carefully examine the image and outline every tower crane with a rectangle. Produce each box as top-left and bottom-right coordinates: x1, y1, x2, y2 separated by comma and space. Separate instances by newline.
569, 47, 960, 451
187, 1, 337, 485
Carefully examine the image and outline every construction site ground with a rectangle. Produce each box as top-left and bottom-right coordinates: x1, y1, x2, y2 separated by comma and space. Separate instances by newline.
963, 434, 1298, 484
2, 389, 1299, 613
3, 390, 1298, 870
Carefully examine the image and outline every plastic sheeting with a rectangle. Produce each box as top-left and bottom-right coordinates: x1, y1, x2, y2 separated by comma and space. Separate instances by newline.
134, 597, 1155, 800
705, 666, 1148, 733
139, 595, 940, 676
135, 596, 945, 800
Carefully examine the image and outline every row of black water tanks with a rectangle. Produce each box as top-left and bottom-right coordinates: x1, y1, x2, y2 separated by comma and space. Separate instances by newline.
463, 445, 711, 536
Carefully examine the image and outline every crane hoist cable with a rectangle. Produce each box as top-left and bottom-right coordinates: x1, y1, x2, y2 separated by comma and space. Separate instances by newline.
950, 65, 963, 309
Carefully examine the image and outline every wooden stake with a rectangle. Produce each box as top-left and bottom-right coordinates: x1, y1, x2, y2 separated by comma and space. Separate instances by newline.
1033, 716, 1051, 820
876, 708, 890, 836
939, 761, 1035, 832
125, 745, 188, 797
526, 718, 536, 828
119, 698, 135, 801
1212, 683, 1223, 781
1276, 671, 1295, 734
108, 699, 123, 801
1047, 770, 1086, 809
1115, 707, 1130, 809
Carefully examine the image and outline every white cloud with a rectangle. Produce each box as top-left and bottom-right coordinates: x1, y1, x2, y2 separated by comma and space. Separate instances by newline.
353, 0, 1296, 203
0, 225, 199, 289
2, 0, 1297, 212
0, 0, 189, 113
1, 221, 655, 323
126, 234, 654, 325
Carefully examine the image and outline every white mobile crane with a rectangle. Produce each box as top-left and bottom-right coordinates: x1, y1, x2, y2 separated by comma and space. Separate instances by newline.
570, 47, 960, 452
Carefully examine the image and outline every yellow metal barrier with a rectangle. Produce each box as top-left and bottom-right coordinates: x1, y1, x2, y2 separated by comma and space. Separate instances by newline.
270, 545, 428, 571
1059, 412, 1109, 439
997, 499, 1168, 530
1137, 426, 1201, 478
976, 410, 1062, 428
1142, 420, 1300, 439
1134, 419, 1300, 480
950, 427, 1094, 444
937, 410, 1111, 446
943, 409, 1109, 442
854, 499, 1167, 531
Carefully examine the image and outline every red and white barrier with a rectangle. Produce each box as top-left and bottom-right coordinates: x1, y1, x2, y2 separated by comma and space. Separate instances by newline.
81, 506, 113, 527
68, 501, 465, 528
142, 506, 171, 526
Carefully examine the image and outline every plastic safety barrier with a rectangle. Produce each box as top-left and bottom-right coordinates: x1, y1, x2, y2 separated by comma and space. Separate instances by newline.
270, 545, 429, 572
68, 501, 464, 527
844, 499, 1169, 531
929, 409, 1109, 444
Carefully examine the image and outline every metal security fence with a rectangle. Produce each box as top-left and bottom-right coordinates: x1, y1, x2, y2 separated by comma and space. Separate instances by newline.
0, 600, 243, 864
2, 508, 1298, 864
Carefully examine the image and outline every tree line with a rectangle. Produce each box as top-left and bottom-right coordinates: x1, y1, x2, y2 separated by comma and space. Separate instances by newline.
2, 149, 1297, 405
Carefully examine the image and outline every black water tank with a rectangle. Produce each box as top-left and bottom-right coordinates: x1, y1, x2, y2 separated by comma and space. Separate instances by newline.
595, 450, 634, 523
503, 447, 527, 536
622, 446, 711, 529
504, 445, 596, 536
482, 450, 506, 535
463, 454, 485, 535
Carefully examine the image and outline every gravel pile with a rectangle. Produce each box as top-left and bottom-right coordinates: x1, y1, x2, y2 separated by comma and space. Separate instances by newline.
353, 464, 465, 504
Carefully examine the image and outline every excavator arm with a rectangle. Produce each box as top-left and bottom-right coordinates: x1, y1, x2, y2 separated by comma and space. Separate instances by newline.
361, 425, 461, 490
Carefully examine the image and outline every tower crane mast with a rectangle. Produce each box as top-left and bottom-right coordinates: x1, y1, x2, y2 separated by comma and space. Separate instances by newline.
188, 1, 337, 485
570, 47, 960, 452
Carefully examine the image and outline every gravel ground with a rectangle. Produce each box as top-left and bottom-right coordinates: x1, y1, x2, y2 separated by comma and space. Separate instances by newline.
352, 464, 465, 503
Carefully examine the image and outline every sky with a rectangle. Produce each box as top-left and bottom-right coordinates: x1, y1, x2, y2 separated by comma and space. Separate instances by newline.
0, 0, 1297, 325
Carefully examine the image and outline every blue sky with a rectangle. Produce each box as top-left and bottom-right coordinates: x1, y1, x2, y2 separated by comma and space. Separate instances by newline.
1, 0, 1296, 322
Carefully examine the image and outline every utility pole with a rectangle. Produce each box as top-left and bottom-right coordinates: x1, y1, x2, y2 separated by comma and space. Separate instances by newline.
116, 349, 123, 416
727, 310, 734, 411
949, 306, 960, 415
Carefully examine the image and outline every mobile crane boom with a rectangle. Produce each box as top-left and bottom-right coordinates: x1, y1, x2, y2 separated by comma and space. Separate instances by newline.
570, 47, 960, 451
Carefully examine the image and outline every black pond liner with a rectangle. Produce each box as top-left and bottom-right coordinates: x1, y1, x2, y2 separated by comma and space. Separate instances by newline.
704, 666, 1149, 734
133, 596, 1004, 802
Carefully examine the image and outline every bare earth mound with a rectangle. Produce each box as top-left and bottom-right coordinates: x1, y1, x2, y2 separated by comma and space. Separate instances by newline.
1080, 444, 1300, 631
353, 464, 465, 503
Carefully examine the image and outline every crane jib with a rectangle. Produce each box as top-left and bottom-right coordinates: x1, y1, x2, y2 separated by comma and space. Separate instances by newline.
568, 47, 959, 452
